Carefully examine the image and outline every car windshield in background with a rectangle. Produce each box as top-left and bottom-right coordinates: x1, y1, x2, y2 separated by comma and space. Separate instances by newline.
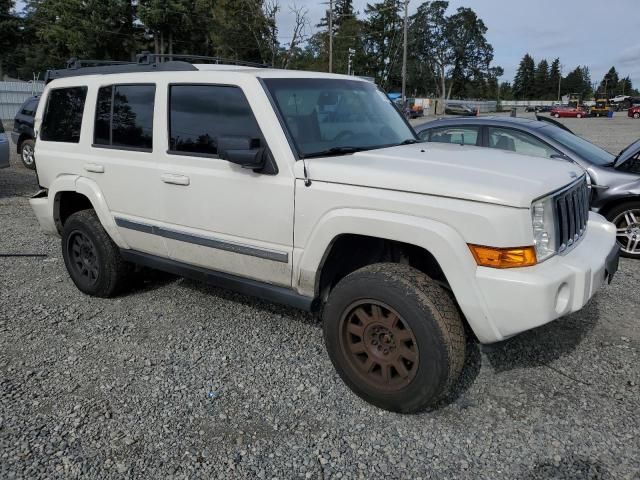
262, 78, 416, 158
541, 125, 615, 166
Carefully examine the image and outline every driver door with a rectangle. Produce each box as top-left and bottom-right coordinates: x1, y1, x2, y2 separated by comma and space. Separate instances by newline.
155, 83, 294, 287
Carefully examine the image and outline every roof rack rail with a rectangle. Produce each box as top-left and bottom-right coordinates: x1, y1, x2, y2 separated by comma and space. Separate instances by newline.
44, 51, 269, 84
135, 52, 269, 68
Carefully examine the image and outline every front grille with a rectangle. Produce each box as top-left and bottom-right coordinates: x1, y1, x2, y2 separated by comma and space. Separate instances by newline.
554, 178, 590, 252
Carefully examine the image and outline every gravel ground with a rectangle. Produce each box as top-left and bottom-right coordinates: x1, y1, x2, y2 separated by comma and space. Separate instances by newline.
1, 117, 639, 479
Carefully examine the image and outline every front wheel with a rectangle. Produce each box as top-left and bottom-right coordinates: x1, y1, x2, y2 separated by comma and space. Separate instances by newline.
608, 202, 640, 258
576, 113, 582, 118
62, 210, 132, 296
553, 113, 560, 118
323, 263, 466, 413
20, 139, 36, 170
634, 112, 640, 119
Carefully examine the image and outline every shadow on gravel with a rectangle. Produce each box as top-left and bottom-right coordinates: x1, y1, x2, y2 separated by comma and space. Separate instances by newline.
433, 337, 482, 409
523, 456, 613, 479
0, 167, 38, 198
481, 299, 599, 373
174, 278, 317, 325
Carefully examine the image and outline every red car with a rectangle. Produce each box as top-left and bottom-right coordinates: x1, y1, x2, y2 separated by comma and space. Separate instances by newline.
550, 106, 587, 118
628, 105, 640, 119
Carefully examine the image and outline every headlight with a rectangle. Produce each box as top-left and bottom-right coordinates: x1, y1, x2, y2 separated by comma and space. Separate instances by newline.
531, 195, 556, 262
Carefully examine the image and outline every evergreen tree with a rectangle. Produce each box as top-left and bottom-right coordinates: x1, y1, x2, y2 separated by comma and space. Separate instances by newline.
598, 66, 620, 97
512, 53, 535, 99
533, 59, 549, 99
548, 58, 561, 101
0, 0, 22, 78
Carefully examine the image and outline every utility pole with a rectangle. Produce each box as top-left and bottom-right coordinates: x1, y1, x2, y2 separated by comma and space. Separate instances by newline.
328, 0, 333, 73
401, 0, 410, 104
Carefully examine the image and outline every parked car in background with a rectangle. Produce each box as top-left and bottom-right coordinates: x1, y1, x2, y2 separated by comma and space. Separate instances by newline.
445, 104, 476, 116
0, 122, 10, 169
415, 116, 640, 258
550, 106, 587, 118
628, 105, 640, 119
11, 95, 39, 169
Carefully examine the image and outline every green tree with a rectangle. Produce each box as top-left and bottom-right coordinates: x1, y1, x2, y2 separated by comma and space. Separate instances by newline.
598, 66, 619, 97
548, 58, 561, 101
362, 0, 403, 90
0, 0, 22, 78
562, 66, 591, 99
512, 53, 535, 99
533, 59, 549, 99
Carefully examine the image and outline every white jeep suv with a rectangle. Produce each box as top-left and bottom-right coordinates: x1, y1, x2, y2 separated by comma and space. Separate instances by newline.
29, 56, 619, 412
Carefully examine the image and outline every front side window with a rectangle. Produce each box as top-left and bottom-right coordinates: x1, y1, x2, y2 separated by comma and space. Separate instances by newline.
94, 84, 155, 150
421, 126, 480, 146
262, 78, 416, 158
41, 87, 87, 143
488, 127, 558, 158
169, 85, 262, 156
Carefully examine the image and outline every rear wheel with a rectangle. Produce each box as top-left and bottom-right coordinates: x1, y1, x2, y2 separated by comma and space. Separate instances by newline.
62, 210, 131, 296
576, 113, 582, 118
553, 113, 560, 118
607, 201, 640, 258
20, 139, 36, 170
634, 112, 640, 119
323, 263, 466, 413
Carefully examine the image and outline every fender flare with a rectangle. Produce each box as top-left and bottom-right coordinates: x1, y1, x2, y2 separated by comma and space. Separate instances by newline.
48, 175, 130, 249
294, 208, 501, 343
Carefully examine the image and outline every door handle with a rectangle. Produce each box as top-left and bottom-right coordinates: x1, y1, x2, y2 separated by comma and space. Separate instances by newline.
84, 163, 104, 173
161, 173, 190, 186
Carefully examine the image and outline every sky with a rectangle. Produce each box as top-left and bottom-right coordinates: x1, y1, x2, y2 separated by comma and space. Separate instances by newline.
13, 0, 639, 87
276, 0, 640, 87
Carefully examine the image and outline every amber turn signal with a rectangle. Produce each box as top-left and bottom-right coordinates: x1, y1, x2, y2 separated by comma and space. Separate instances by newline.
468, 244, 537, 268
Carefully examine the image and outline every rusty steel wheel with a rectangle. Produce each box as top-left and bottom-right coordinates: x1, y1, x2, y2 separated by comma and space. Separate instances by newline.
339, 300, 419, 391
323, 263, 466, 413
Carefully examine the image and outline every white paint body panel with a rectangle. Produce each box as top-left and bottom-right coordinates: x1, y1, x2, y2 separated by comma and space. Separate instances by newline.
31, 67, 616, 343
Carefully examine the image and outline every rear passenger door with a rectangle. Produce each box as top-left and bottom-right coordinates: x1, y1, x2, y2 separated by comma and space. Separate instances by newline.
87, 83, 167, 256
154, 83, 294, 287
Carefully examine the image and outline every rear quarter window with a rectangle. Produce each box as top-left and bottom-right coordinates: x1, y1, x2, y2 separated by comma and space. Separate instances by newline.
40, 87, 88, 143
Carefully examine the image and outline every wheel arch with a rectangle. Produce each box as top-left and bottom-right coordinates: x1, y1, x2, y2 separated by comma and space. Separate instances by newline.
49, 175, 129, 249
597, 194, 640, 219
295, 209, 500, 342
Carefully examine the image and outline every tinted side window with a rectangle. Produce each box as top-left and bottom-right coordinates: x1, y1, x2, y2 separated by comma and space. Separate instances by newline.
425, 126, 479, 146
488, 127, 557, 158
169, 85, 262, 156
94, 86, 112, 145
93, 84, 155, 150
21, 99, 37, 116
41, 87, 87, 143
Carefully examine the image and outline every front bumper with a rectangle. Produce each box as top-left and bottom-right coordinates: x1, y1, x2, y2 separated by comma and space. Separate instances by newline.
474, 212, 618, 342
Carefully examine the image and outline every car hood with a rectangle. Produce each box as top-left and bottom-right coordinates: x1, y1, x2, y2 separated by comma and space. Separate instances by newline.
300, 143, 584, 208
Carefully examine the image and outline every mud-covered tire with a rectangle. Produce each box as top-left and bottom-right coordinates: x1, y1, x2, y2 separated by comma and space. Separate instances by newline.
61, 209, 131, 297
323, 263, 466, 413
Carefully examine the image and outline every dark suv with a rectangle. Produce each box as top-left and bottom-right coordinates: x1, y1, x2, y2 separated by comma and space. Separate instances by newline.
11, 96, 39, 169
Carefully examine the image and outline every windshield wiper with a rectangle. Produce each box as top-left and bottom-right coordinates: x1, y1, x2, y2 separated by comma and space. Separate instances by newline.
398, 138, 418, 145
303, 146, 368, 159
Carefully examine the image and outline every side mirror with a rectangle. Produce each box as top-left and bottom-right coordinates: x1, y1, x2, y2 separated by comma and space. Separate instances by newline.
217, 136, 264, 169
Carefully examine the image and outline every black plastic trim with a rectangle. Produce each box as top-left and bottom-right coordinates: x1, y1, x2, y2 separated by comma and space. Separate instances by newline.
114, 217, 289, 263
120, 249, 314, 311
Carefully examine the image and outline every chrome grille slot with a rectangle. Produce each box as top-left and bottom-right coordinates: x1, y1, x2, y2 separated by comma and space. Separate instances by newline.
554, 179, 589, 253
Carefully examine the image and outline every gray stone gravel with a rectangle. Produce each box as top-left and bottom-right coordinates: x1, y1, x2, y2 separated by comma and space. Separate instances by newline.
1, 117, 639, 479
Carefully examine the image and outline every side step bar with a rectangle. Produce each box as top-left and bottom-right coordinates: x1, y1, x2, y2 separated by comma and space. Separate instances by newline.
120, 249, 316, 311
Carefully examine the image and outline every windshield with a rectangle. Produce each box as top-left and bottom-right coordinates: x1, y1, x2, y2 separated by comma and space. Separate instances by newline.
262, 78, 416, 158
540, 125, 615, 166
